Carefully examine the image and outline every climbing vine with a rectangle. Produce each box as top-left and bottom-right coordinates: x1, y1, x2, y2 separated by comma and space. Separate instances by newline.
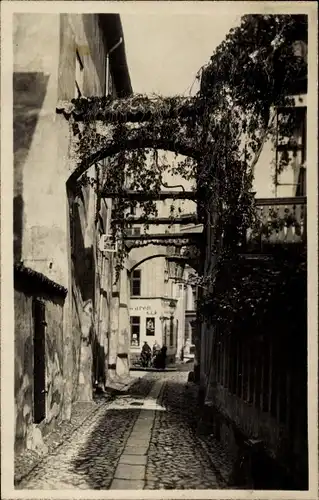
189, 14, 307, 327
58, 14, 307, 284
197, 250, 306, 338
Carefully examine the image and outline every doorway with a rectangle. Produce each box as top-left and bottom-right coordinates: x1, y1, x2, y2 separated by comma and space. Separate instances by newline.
33, 299, 46, 424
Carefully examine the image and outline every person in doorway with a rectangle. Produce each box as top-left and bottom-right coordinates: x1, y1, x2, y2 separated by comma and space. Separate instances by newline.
140, 341, 152, 367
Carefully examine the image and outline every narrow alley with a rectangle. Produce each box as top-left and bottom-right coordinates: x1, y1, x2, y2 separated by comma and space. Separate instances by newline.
8, 9, 310, 495
16, 368, 231, 490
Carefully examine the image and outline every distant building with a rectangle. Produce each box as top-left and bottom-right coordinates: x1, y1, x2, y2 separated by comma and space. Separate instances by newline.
126, 167, 199, 365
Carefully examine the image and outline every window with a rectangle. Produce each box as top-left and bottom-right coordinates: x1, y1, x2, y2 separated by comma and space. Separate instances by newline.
276, 107, 306, 196
130, 316, 140, 346
126, 227, 141, 237
146, 317, 155, 336
130, 269, 141, 296
130, 205, 137, 216
75, 50, 84, 98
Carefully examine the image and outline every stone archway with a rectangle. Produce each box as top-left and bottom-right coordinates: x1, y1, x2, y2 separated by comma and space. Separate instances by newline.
58, 93, 205, 403
57, 95, 205, 187
129, 253, 168, 273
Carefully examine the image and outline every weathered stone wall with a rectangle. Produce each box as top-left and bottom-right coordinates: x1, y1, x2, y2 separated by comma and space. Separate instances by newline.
14, 285, 64, 453
44, 299, 64, 432
14, 290, 33, 452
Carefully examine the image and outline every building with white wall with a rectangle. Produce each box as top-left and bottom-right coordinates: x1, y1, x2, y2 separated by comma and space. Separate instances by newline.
126, 154, 199, 365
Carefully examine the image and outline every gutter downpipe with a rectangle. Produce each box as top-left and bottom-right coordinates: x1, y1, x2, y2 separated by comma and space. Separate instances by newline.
105, 37, 123, 96
104, 36, 123, 384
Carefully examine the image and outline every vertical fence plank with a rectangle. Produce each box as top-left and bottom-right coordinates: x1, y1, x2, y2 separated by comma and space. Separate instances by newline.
222, 333, 226, 387
247, 343, 252, 403
242, 339, 246, 399
268, 339, 273, 412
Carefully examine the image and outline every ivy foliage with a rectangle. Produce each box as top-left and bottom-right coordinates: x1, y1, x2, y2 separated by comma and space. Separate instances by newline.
198, 14, 307, 239
197, 250, 307, 337
62, 14, 307, 283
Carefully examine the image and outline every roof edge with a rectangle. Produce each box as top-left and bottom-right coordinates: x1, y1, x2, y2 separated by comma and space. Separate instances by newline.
98, 14, 133, 97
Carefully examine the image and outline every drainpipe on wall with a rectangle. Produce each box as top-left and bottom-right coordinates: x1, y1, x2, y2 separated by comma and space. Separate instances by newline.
102, 37, 123, 386
105, 37, 123, 96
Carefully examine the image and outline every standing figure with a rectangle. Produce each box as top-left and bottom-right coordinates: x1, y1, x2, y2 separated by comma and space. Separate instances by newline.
140, 341, 152, 367
160, 345, 167, 369
152, 341, 161, 368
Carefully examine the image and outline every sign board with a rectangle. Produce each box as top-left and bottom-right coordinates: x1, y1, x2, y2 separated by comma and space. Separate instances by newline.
99, 234, 118, 253
146, 317, 155, 336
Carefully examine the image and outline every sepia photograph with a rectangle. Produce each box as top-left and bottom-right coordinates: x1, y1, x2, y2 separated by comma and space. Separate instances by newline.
1, 0, 318, 496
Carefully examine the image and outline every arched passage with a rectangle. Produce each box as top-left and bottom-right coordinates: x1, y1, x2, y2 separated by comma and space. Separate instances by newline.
67, 136, 201, 186
58, 95, 205, 186
61, 93, 204, 404
129, 253, 168, 273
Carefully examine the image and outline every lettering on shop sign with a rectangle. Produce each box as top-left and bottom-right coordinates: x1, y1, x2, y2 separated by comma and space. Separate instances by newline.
130, 305, 157, 315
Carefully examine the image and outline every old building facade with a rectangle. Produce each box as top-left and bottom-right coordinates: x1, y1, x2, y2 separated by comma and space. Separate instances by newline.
14, 13, 132, 452
126, 163, 200, 365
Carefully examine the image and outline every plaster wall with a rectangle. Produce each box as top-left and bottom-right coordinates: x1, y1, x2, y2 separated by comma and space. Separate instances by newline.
13, 14, 69, 287
13, 13, 115, 427
14, 287, 64, 452
129, 245, 171, 298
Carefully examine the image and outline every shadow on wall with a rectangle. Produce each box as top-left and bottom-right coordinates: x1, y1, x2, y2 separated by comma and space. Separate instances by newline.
92, 334, 106, 388
71, 200, 96, 304
13, 72, 49, 262
71, 196, 108, 395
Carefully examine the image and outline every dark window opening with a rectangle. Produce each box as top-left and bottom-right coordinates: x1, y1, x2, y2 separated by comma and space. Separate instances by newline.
130, 316, 140, 346
126, 227, 141, 237
130, 269, 141, 296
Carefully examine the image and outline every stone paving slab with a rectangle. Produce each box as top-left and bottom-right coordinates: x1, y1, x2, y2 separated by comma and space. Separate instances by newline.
119, 454, 148, 466
110, 478, 144, 489
109, 378, 164, 489
126, 436, 151, 446
120, 444, 149, 455
114, 463, 146, 481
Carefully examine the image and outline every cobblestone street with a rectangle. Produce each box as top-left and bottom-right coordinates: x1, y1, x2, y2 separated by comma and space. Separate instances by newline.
16, 369, 232, 490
